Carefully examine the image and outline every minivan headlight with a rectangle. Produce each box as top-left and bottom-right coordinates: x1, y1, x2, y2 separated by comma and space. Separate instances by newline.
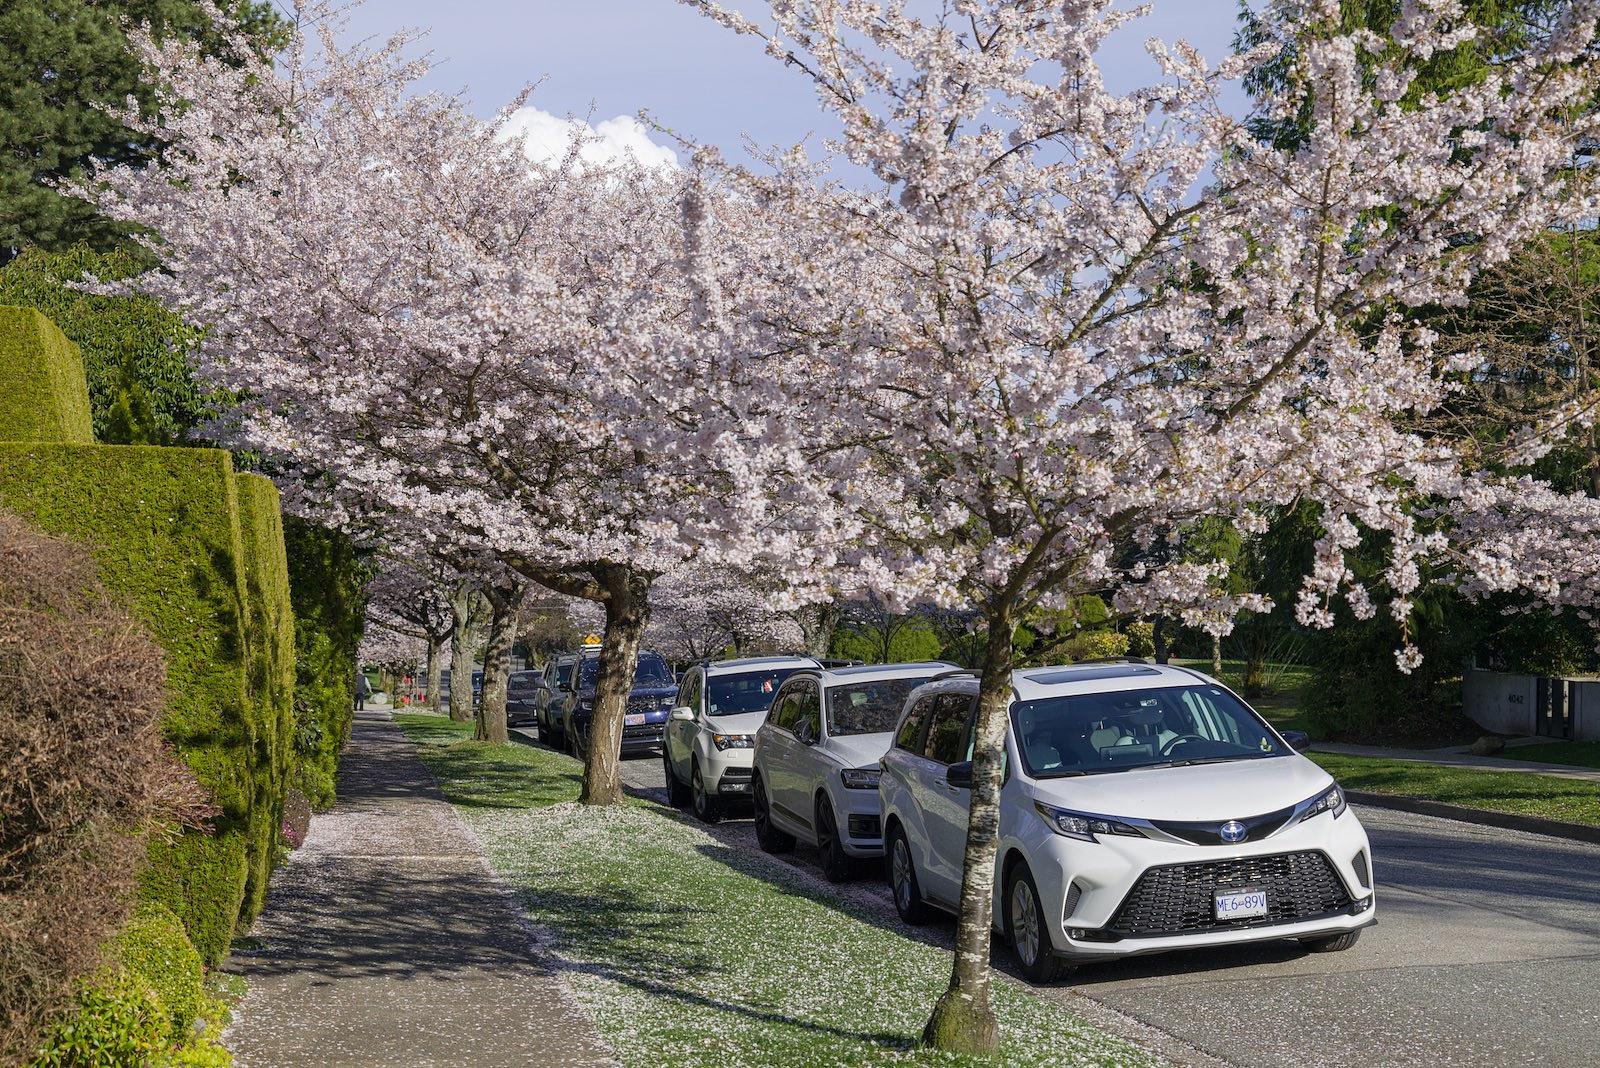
1299, 785, 1347, 821
1035, 802, 1143, 843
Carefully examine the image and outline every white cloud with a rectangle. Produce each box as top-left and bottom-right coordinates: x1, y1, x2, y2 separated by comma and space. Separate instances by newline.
500, 106, 679, 172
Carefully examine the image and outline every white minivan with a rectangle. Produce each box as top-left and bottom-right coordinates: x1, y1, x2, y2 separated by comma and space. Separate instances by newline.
879, 661, 1376, 981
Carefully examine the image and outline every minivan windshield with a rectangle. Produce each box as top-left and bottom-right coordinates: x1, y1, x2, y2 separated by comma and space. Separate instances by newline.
708, 668, 803, 716
1011, 684, 1287, 778
576, 653, 673, 690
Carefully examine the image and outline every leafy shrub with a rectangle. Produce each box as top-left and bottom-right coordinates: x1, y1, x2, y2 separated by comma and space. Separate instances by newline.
283, 516, 368, 808
1063, 630, 1131, 662
114, 904, 204, 1045
27, 973, 166, 1068
1124, 621, 1155, 658
0, 509, 211, 1064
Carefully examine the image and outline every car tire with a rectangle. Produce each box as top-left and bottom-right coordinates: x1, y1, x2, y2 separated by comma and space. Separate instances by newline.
816, 797, 854, 883
752, 772, 795, 854
663, 746, 691, 807
690, 761, 720, 823
1300, 929, 1362, 953
887, 824, 932, 926
1005, 863, 1072, 983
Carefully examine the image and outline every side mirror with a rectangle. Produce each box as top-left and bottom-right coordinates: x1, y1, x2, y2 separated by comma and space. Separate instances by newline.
946, 760, 974, 790
795, 719, 818, 746
1281, 730, 1310, 752
669, 706, 695, 722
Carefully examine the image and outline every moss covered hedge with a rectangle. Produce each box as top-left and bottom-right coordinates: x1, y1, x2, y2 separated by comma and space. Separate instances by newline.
0, 443, 269, 963
0, 307, 366, 986
0, 308, 92, 445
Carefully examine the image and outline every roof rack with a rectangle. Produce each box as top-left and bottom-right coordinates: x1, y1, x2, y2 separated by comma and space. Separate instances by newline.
1068, 656, 1150, 666
930, 668, 979, 682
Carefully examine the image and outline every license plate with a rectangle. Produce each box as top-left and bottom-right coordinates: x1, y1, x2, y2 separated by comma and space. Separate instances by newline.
624, 713, 646, 726
1214, 888, 1268, 921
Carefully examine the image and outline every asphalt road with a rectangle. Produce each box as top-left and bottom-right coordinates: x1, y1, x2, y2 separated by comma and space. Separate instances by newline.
517, 729, 1600, 1068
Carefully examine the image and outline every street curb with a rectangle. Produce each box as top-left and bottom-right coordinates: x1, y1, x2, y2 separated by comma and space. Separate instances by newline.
1347, 790, 1600, 846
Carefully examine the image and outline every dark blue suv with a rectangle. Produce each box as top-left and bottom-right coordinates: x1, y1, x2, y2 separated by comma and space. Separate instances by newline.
561, 650, 678, 757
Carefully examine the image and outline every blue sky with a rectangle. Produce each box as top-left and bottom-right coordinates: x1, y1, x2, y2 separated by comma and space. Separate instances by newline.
335, 1, 1250, 171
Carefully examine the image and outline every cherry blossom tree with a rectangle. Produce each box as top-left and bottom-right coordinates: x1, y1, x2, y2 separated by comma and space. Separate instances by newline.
87, 1, 843, 804
686, 0, 1600, 1051
363, 555, 455, 711
645, 565, 806, 663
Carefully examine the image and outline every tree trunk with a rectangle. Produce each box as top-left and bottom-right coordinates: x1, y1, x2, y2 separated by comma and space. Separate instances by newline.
796, 601, 843, 658
476, 596, 515, 744
425, 631, 445, 713
922, 599, 1014, 1055
1243, 619, 1267, 697
1152, 615, 1170, 664
1211, 632, 1223, 679
579, 565, 652, 806
447, 586, 481, 723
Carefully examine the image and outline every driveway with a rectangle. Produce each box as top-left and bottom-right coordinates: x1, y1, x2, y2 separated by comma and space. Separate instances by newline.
531, 728, 1600, 1067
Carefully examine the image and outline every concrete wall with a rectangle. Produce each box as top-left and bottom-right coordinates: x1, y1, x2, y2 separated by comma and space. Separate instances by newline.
1463, 670, 1536, 735
1463, 670, 1600, 741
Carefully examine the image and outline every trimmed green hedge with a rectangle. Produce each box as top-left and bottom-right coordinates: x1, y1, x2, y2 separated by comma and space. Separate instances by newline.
283, 516, 366, 808
234, 474, 296, 921
0, 307, 93, 445
0, 443, 271, 964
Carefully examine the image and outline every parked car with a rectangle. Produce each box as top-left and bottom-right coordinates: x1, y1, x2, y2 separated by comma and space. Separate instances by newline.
504, 670, 543, 727
879, 661, 1375, 982
663, 655, 820, 822
536, 653, 580, 747
437, 668, 484, 708
561, 650, 678, 757
752, 662, 954, 880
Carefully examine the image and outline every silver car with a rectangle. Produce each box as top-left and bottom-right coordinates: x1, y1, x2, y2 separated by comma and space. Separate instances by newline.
752, 662, 954, 881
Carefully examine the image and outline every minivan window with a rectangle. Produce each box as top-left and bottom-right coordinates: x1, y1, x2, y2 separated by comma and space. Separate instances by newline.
1011, 684, 1285, 777
895, 695, 937, 752
924, 693, 974, 765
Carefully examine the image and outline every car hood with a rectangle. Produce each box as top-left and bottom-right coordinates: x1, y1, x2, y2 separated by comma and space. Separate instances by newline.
1027, 754, 1334, 821
707, 710, 769, 735
825, 731, 895, 769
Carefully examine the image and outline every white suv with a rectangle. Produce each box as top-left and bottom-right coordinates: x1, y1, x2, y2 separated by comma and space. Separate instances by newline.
751, 663, 956, 881
663, 656, 818, 822
879, 661, 1375, 982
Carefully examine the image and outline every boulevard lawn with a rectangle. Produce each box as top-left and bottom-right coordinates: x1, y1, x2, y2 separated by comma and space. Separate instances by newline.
1308, 753, 1600, 827
1496, 740, 1600, 770
396, 714, 1163, 1068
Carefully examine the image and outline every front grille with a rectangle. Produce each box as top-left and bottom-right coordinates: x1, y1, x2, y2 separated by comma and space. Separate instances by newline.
719, 766, 753, 781
1108, 850, 1352, 937
627, 697, 661, 714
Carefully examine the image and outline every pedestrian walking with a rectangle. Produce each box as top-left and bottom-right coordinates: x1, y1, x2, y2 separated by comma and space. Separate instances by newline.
355, 671, 372, 711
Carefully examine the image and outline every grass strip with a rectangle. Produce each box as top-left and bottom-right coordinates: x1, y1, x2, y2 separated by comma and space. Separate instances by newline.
395, 713, 1163, 1068
1308, 753, 1600, 827
1494, 741, 1600, 770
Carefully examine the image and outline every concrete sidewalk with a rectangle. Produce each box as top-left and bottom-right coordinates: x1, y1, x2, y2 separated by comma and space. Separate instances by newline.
222, 710, 613, 1067
1312, 740, 1600, 782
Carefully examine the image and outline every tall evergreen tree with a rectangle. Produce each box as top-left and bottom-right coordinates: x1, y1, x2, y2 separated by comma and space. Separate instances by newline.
0, 0, 283, 260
